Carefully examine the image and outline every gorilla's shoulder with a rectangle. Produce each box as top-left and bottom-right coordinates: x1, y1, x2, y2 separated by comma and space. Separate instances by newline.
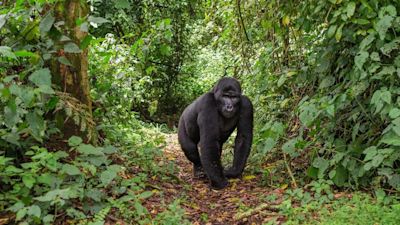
195, 92, 215, 106
240, 95, 253, 108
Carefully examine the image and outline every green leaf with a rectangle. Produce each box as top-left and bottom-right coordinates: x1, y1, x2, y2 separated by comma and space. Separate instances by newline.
26, 111, 45, 142
306, 166, 318, 179
380, 133, 400, 146
114, 0, 130, 9
360, 34, 375, 50
22, 175, 36, 189
160, 44, 171, 56
64, 42, 82, 53
312, 157, 329, 178
100, 169, 117, 186
62, 164, 81, 175
77, 144, 104, 155
37, 173, 55, 186
299, 103, 319, 126
138, 191, 153, 199
16, 208, 27, 221
327, 25, 337, 38
0, 14, 6, 29
319, 76, 335, 89
103, 145, 117, 154
375, 15, 393, 40
88, 16, 109, 25
380, 90, 391, 104
363, 146, 377, 161
29, 68, 51, 87
282, 138, 299, 158
380, 38, 400, 56
262, 138, 277, 154
34, 188, 72, 202
4, 100, 18, 128
43, 214, 54, 223
354, 51, 369, 70
378, 5, 397, 18
58, 56, 73, 66
27, 205, 41, 218
352, 18, 370, 25
346, 2, 356, 18
68, 136, 82, 147
14, 50, 36, 58
370, 52, 380, 61
40, 12, 55, 34
38, 85, 55, 94
332, 166, 348, 187
335, 24, 344, 42
80, 35, 93, 49
389, 108, 400, 119
277, 75, 287, 87
0, 46, 16, 59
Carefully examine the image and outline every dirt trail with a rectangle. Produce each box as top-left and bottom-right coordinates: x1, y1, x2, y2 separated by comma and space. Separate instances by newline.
145, 134, 285, 224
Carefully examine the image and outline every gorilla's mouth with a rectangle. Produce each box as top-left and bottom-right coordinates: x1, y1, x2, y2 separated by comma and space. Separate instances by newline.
222, 110, 236, 118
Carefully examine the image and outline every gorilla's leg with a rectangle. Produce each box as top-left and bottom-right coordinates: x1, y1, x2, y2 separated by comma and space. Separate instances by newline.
178, 124, 206, 178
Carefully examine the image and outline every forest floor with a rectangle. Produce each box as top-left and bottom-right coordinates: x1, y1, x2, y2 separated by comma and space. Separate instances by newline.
144, 134, 287, 224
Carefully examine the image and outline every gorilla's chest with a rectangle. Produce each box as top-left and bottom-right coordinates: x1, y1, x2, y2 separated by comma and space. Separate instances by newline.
219, 116, 238, 134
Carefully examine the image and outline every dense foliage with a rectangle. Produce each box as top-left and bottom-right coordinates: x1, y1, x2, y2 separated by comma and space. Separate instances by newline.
1, 0, 400, 224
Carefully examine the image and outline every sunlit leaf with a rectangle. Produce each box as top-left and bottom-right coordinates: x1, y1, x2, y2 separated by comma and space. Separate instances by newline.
40, 12, 55, 34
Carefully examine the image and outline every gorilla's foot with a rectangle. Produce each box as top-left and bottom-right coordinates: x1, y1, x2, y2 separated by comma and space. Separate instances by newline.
193, 165, 207, 179
224, 167, 241, 178
210, 178, 229, 190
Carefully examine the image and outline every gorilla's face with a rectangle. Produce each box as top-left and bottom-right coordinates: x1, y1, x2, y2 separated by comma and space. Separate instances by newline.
213, 78, 242, 118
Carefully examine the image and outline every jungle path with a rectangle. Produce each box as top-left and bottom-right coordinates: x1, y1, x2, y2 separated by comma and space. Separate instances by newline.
144, 134, 286, 224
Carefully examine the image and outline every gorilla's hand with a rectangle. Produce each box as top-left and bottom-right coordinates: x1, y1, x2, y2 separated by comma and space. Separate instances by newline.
224, 167, 241, 178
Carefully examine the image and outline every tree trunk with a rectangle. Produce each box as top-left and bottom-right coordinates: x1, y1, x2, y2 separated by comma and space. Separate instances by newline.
51, 0, 96, 143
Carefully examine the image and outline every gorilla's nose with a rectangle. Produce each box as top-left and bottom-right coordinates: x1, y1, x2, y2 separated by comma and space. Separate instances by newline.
226, 105, 233, 111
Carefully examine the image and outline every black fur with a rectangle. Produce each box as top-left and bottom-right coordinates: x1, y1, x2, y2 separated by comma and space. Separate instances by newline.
178, 77, 253, 189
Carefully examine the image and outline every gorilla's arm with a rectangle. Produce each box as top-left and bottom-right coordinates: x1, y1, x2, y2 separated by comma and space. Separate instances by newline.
197, 95, 228, 189
224, 96, 253, 178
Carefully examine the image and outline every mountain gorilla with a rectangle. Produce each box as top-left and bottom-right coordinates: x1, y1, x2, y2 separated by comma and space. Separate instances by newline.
178, 77, 253, 189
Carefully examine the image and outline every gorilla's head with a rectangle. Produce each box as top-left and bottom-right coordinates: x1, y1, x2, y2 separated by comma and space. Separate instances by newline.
213, 77, 242, 118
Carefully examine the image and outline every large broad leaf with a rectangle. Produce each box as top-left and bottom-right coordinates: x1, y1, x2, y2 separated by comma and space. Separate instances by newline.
375, 15, 393, 40
332, 165, 348, 187
88, 16, 109, 25
22, 174, 36, 189
114, 0, 130, 9
0, 14, 6, 29
34, 188, 72, 202
0, 46, 16, 59
282, 138, 299, 158
100, 169, 117, 186
64, 42, 82, 53
355, 51, 369, 71
77, 144, 104, 155
62, 164, 82, 175
29, 68, 51, 87
299, 103, 319, 126
312, 157, 329, 178
39, 12, 55, 34
359, 34, 375, 50
4, 100, 18, 128
346, 2, 356, 18
68, 136, 82, 147
261, 138, 277, 154
27, 205, 41, 218
380, 133, 400, 146
26, 111, 45, 141
335, 24, 344, 42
